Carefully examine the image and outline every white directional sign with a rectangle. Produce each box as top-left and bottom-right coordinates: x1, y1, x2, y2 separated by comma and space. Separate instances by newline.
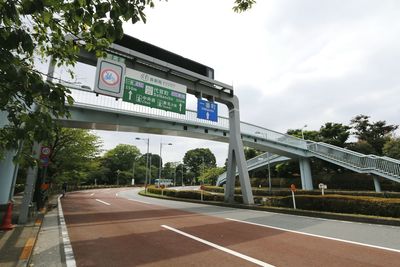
94, 59, 126, 98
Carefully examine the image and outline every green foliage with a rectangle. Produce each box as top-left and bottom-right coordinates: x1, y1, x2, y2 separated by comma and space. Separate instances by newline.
0, 0, 158, 159
350, 114, 398, 155
102, 144, 140, 183
383, 137, 400, 160
198, 167, 225, 185
319, 122, 350, 147
244, 147, 261, 160
183, 148, 216, 181
233, 0, 257, 13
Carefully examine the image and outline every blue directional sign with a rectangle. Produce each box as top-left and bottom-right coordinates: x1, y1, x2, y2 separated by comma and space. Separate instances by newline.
197, 99, 218, 122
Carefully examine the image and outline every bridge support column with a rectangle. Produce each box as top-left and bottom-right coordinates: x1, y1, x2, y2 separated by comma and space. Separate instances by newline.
0, 112, 19, 205
225, 96, 254, 205
299, 158, 313, 190
373, 176, 381, 193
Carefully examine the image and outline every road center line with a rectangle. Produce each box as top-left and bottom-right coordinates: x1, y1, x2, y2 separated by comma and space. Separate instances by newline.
161, 225, 274, 267
89, 193, 95, 196
95, 199, 111, 206
225, 218, 400, 253
128, 199, 151, 205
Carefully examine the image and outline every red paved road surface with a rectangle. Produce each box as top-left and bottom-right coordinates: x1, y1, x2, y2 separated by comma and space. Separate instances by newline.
61, 189, 400, 266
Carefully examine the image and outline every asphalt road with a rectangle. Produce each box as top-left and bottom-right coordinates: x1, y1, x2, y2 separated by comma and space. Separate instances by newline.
61, 188, 400, 266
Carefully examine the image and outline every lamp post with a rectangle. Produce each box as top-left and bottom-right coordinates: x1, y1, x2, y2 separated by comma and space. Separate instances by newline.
135, 137, 149, 192
301, 124, 308, 140
159, 142, 172, 187
255, 130, 272, 192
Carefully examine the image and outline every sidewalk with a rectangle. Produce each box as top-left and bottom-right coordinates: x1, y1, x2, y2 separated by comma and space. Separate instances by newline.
0, 196, 64, 267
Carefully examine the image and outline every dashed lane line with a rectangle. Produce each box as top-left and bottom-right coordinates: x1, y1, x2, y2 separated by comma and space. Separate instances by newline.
95, 199, 111, 206
128, 199, 151, 205
226, 218, 400, 254
161, 225, 274, 267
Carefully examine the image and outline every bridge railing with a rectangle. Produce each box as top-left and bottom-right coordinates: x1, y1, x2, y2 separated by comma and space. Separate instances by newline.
69, 88, 307, 150
307, 141, 400, 179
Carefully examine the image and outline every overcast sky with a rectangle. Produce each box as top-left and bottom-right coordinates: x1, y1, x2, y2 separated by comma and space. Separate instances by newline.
59, 0, 400, 166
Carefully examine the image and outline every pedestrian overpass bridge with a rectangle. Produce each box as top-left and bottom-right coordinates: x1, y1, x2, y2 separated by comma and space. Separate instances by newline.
60, 87, 400, 190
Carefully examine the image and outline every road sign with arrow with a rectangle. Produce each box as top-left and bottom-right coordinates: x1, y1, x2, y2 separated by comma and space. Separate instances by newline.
122, 69, 186, 114
197, 99, 218, 122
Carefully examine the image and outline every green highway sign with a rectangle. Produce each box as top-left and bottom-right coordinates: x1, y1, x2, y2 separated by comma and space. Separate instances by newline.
122, 69, 187, 114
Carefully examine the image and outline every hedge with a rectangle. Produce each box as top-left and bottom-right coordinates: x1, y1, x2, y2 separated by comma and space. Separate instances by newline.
260, 195, 400, 218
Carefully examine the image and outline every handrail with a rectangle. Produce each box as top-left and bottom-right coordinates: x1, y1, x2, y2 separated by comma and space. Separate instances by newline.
307, 142, 400, 178
68, 88, 307, 150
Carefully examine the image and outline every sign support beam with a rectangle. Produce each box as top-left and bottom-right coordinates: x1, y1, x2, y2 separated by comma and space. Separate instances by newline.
74, 38, 254, 205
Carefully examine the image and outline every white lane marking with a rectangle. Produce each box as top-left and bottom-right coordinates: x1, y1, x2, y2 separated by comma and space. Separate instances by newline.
89, 193, 95, 196
128, 199, 151, 205
226, 218, 400, 253
58, 196, 77, 267
161, 225, 274, 267
95, 199, 111, 206
116, 193, 119, 197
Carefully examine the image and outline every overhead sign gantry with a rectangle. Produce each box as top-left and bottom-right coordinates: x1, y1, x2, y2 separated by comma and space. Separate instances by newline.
79, 34, 253, 204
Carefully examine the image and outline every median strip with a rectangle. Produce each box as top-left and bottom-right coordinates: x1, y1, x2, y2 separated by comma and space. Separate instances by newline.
161, 225, 274, 267
95, 199, 111, 206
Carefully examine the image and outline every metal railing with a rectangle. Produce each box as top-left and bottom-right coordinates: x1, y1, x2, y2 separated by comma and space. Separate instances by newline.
67, 88, 400, 182
216, 152, 290, 185
307, 142, 400, 179
69, 89, 307, 150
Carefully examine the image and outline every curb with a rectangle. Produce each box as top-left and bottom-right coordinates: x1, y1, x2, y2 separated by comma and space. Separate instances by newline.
139, 191, 400, 227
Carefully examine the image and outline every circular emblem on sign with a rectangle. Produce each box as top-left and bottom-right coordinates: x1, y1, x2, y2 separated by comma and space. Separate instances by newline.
41, 146, 51, 156
101, 69, 120, 86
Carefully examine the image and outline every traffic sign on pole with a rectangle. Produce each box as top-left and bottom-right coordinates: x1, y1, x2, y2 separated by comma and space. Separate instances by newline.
94, 59, 126, 98
197, 99, 218, 122
123, 69, 187, 114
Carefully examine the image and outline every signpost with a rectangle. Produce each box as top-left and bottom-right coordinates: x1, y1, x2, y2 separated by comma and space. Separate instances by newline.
123, 69, 187, 114
197, 99, 218, 122
319, 183, 327, 195
290, 184, 297, 209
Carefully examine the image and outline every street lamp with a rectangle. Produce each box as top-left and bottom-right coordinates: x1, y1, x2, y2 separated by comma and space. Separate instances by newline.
301, 124, 308, 140
159, 142, 173, 186
135, 137, 149, 192
258, 154, 272, 192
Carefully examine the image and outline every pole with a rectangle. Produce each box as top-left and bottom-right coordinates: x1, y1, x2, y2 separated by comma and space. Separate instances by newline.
145, 139, 149, 192
267, 152, 271, 192
173, 167, 176, 186
158, 142, 162, 186
291, 190, 296, 209
181, 164, 184, 186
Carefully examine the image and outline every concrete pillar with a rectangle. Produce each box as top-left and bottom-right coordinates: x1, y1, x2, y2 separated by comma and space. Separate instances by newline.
373, 176, 382, 193
0, 111, 18, 205
299, 158, 313, 190
225, 96, 254, 205
18, 142, 40, 224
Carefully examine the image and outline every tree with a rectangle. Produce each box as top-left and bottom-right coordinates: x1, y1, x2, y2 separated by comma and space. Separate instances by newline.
383, 138, 400, 160
244, 147, 261, 160
0, 0, 256, 160
0, 0, 161, 160
350, 115, 398, 155
287, 129, 320, 141
198, 167, 225, 185
319, 122, 350, 147
102, 144, 140, 184
183, 148, 216, 181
